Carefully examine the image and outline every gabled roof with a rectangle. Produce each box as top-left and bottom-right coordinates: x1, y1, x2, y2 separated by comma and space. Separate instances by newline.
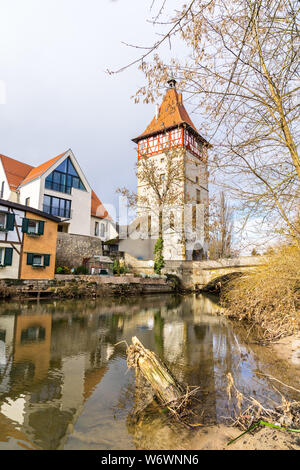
132, 87, 204, 143
0, 151, 113, 222
0, 154, 34, 190
20, 151, 67, 186
91, 190, 112, 221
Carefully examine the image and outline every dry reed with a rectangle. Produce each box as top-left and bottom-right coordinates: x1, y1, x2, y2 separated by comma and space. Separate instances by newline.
221, 245, 300, 342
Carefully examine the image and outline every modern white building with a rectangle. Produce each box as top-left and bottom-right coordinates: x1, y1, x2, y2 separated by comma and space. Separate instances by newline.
0, 149, 117, 242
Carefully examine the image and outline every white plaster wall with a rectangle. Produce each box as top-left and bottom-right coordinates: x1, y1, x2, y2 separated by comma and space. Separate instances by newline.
68, 187, 92, 236
90, 217, 118, 241
0, 160, 12, 200
0, 243, 20, 279
19, 179, 42, 210
0, 206, 24, 244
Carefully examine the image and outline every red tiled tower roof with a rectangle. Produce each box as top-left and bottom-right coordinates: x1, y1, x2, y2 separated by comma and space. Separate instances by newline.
132, 86, 206, 143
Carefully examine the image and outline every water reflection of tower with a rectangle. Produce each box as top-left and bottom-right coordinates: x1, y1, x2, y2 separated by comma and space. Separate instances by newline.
162, 295, 219, 424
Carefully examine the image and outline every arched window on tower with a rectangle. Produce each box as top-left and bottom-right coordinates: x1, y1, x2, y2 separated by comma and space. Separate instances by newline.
170, 211, 175, 230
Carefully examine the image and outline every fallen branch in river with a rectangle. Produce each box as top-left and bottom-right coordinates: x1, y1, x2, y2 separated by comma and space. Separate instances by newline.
127, 336, 200, 424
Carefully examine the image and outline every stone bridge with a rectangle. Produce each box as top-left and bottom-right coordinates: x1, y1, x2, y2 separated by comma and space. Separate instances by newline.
124, 253, 263, 291
163, 256, 263, 290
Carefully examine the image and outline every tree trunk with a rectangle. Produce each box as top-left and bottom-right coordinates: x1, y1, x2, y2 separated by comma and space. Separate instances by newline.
127, 337, 184, 407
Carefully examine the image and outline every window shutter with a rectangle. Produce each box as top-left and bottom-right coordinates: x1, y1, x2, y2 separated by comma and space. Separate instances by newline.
22, 218, 29, 233
27, 253, 34, 265
4, 248, 13, 266
6, 213, 15, 231
44, 254, 50, 267
38, 221, 45, 235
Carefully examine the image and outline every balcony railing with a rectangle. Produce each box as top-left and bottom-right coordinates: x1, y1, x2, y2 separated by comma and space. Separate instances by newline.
45, 180, 72, 194
43, 205, 71, 219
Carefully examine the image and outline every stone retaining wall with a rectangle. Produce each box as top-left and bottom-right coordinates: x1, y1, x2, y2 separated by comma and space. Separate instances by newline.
1, 275, 174, 298
56, 232, 103, 268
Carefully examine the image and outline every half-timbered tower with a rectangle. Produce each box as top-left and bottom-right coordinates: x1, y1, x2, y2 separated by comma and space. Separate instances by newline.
132, 78, 210, 261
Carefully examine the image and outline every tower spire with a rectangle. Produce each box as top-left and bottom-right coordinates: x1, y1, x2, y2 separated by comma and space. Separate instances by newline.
167, 74, 177, 89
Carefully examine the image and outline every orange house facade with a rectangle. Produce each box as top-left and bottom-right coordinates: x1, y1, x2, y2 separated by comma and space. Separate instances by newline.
0, 199, 59, 280
20, 210, 59, 280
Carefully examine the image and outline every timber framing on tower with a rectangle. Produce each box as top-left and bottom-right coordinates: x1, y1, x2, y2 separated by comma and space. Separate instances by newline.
132, 80, 211, 160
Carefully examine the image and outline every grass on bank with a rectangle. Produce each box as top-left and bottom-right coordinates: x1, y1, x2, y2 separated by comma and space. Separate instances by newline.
221, 245, 300, 342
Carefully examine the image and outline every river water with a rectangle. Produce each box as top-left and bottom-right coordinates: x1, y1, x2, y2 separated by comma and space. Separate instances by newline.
0, 294, 298, 450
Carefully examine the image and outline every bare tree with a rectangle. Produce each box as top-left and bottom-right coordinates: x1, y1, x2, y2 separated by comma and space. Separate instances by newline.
209, 191, 235, 259
110, 0, 300, 246
117, 147, 186, 238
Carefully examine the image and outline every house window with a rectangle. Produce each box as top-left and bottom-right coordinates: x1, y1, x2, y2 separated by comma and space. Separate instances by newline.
0, 247, 13, 267
22, 218, 44, 235
28, 220, 38, 234
45, 157, 86, 194
0, 181, 4, 198
0, 213, 6, 229
25, 197, 30, 206
192, 206, 197, 231
43, 195, 71, 218
148, 215, 151, 236
95, 221, 99, 236
0, 212, 15, 231
170, 212, 175, 230
195, 176, 199, 184
100, 223, 105, 237
160, 174, 165, 184
33, 255, 43, 267
27, 253, 50, 268
196, 189, 201, 204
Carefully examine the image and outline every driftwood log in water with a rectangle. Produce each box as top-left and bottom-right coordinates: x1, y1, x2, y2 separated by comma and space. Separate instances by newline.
127, 336, 192, 420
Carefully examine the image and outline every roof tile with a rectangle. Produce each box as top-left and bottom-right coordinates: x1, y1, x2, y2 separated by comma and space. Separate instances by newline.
133, 88, 199, 142
20, 151, 67, 186
0, 154, 34, 190
91, 190, 112, 221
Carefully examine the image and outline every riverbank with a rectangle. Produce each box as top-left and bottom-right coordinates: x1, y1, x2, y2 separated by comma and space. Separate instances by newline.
271, 332, 300, 367
0, 275, 176, 299
188, 423, 300, 450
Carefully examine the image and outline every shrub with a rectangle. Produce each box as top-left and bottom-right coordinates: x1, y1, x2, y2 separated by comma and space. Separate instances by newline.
165, 274, 182, 292
56, 266, 71, 274
74, 265, 88, 275
113, 259, 129, 275
154, 238, 165, 275
221, 244, 300, 342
